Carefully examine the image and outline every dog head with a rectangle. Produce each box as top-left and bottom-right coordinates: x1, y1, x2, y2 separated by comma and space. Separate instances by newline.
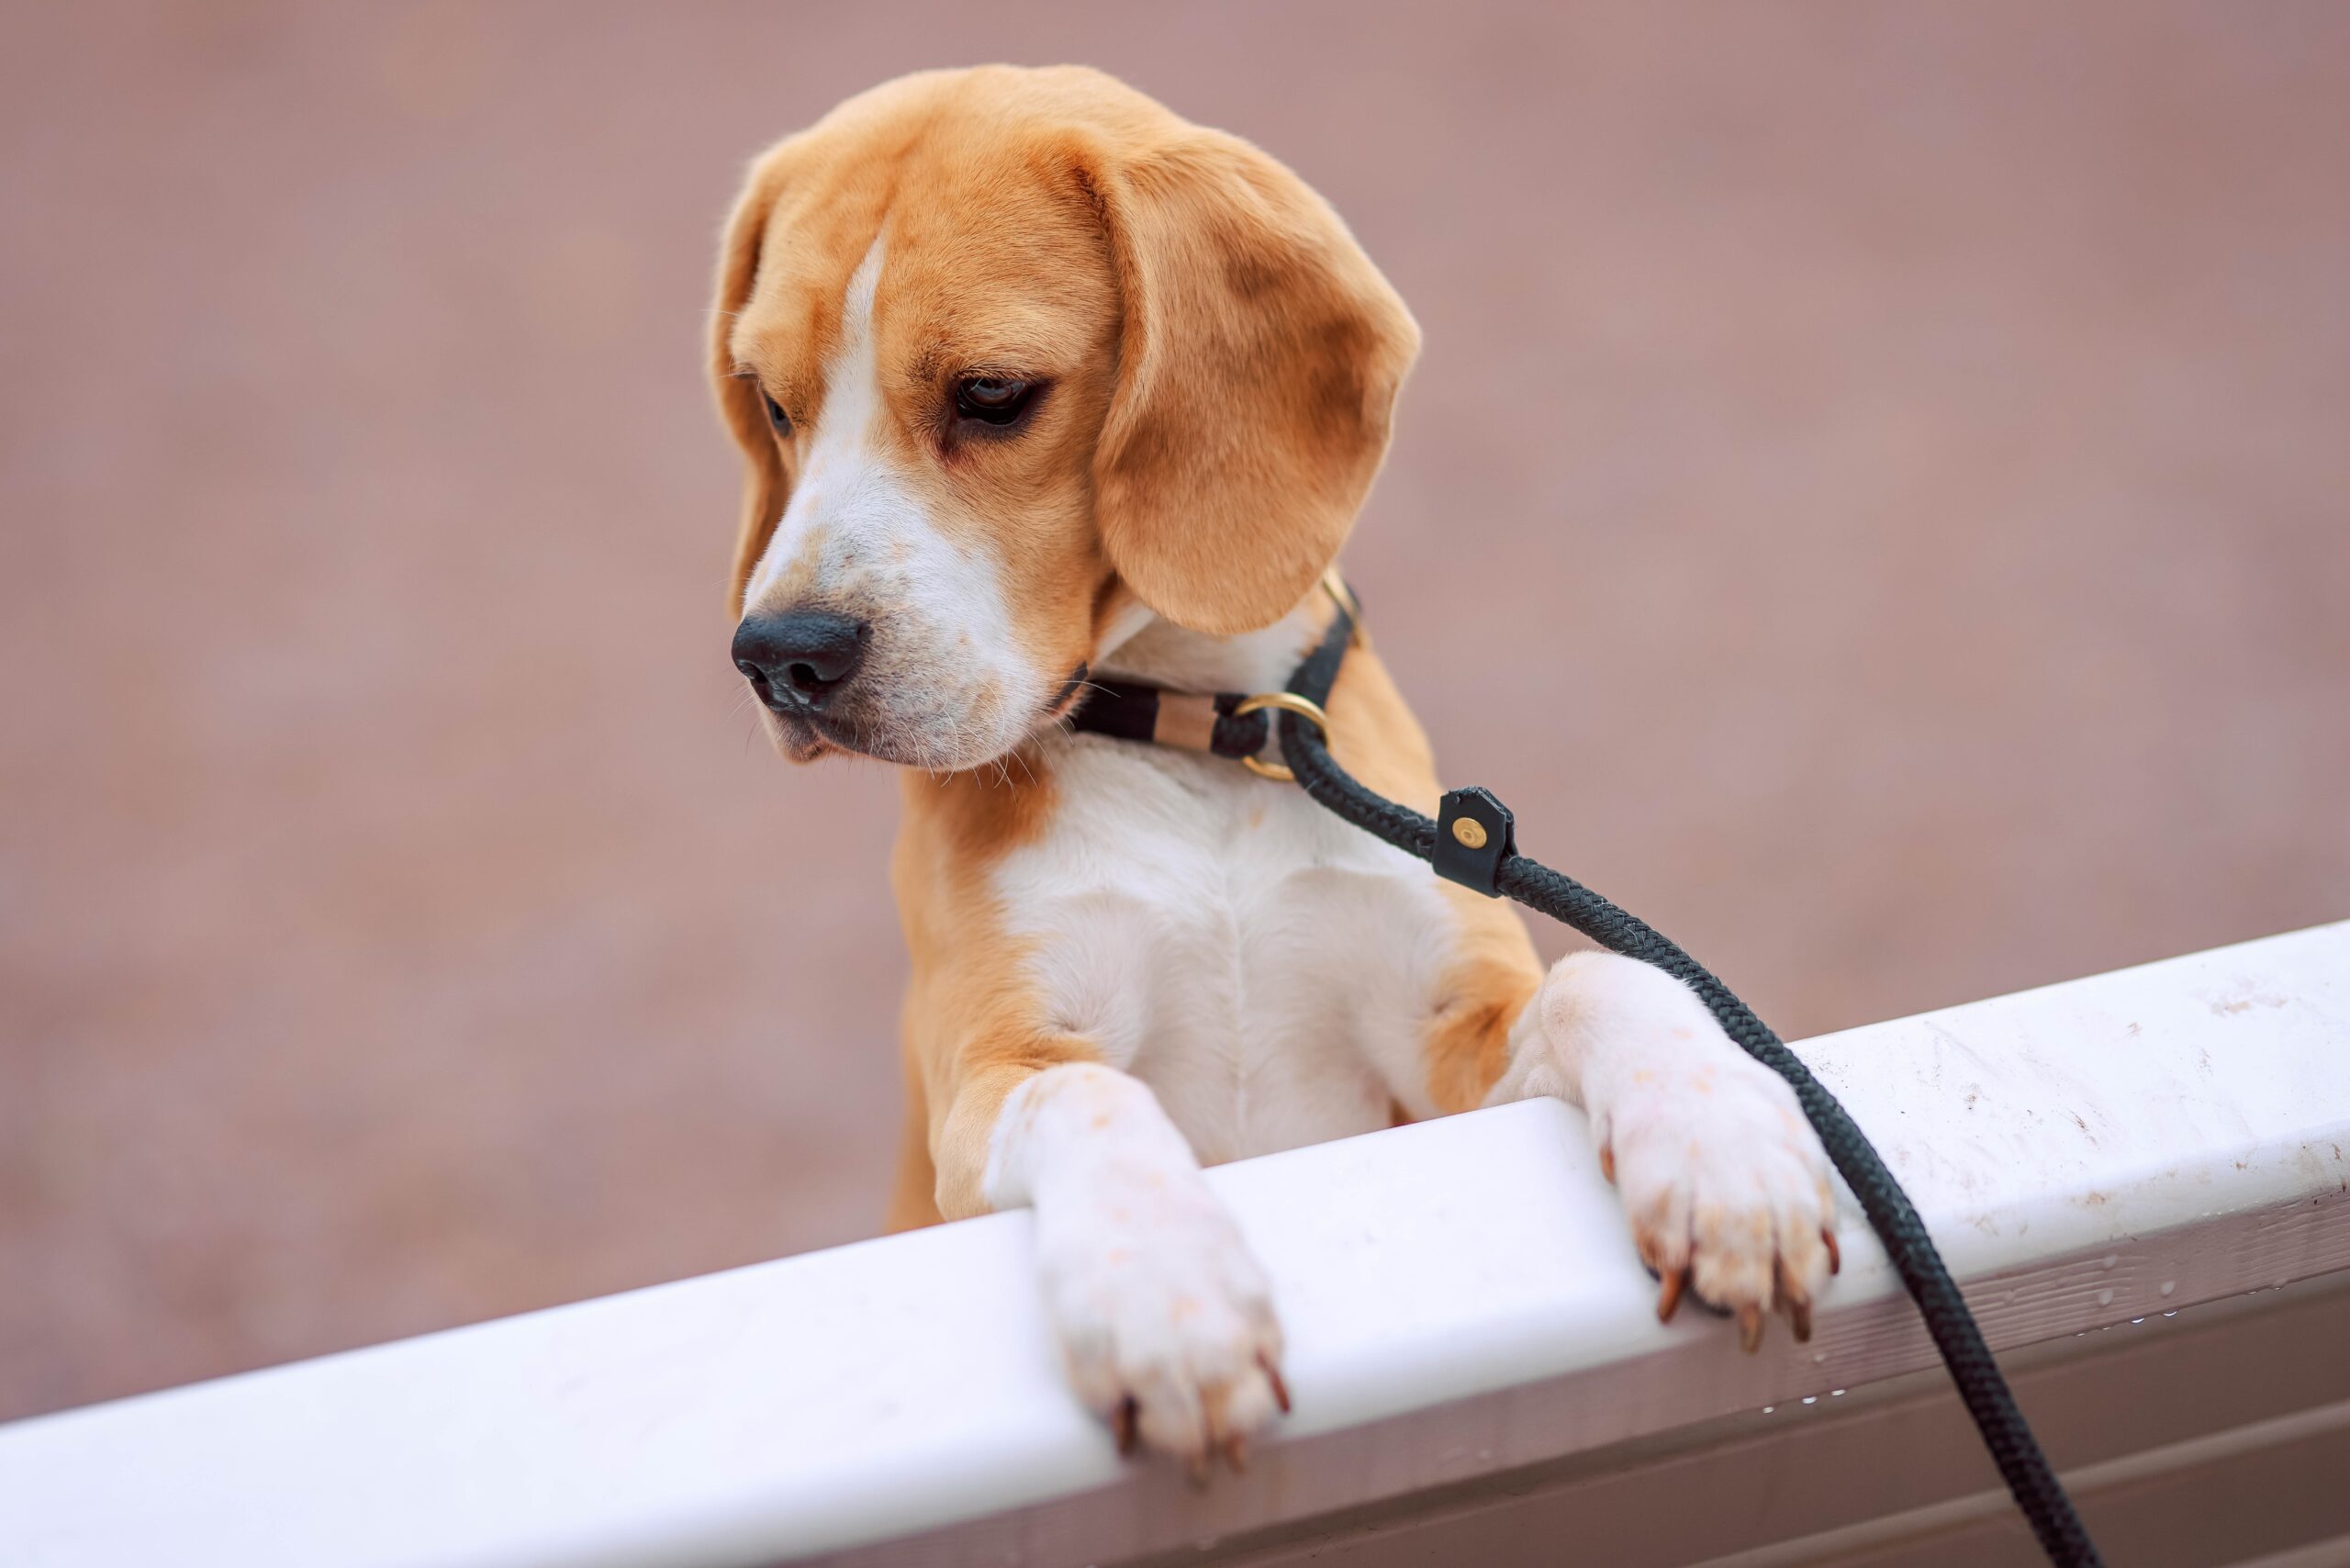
713, 66, 1418, 769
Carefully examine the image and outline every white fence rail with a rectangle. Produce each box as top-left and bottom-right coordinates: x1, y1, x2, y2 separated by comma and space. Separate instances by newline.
6, 923, 2348, 1567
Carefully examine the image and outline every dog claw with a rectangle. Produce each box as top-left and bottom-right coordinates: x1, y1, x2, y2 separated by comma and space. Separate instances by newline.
1258, 1350, 1292, 1416
1113, 1394, 1139, 1458
1599, 1142, 1616, 1183
1222, 1434, 1249, 1474
1739, 1304, 1764, 1353
1823, 1227, 1841, 1275
1790, 1298, 1813, 1343
1657, 1268, 1686, 1323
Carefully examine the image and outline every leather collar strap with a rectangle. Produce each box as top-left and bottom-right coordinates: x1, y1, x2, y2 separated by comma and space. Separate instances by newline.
1067, 581, 1360, 768
1065, 679, 1277, 762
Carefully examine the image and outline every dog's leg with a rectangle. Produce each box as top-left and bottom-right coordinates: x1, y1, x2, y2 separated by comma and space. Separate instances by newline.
946, 1058, 1287, 1474
1472, 949, 1839, 1342
882, 1040, 943, 1232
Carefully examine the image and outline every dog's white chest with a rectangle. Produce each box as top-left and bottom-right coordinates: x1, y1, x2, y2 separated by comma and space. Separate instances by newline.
992, 735, 1456, 1164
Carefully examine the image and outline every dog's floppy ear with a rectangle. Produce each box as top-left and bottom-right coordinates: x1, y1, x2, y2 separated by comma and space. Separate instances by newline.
1087, 131, 1420, 636
711, 159, 786, 619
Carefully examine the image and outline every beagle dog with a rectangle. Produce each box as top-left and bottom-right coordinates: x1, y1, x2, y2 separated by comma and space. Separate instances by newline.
713, 66, 1836, 1474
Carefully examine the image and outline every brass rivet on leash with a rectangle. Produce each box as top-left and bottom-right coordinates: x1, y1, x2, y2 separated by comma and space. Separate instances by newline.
1450, 817, 1488, 850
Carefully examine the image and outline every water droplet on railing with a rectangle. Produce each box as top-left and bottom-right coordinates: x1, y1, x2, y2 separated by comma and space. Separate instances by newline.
2159, 1281, 2177, 1296
2097, 1288, 2114, 1306
1802, 1395, 1818, 1405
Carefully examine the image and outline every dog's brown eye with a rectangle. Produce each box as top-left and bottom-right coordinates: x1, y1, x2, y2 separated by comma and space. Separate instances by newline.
954, 376, 1037, 428
762, 391, 791, 438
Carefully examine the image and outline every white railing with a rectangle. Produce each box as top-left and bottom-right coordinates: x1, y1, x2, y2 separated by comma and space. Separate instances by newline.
6, 924, 2347, 1567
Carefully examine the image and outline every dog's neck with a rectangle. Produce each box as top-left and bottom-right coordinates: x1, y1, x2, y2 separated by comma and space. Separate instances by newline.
1092, 588, 1333, 699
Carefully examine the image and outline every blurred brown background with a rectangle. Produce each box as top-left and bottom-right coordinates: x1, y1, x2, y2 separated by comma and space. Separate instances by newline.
3, 1, 2345, 1424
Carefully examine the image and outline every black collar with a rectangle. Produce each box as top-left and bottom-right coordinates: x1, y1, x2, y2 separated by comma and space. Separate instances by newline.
1064, 678, 1273, 761
1065, 577, 1361, 777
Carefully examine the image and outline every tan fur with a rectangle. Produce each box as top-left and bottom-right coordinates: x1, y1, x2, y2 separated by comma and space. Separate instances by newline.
1084, 111, 1421, 634
882, 1029, 943, 1233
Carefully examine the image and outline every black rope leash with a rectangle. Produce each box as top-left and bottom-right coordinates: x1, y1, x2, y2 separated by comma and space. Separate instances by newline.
1262, 596, 2102, 1566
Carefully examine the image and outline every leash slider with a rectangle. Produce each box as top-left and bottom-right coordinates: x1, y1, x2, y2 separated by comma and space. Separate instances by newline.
1434, 786, 1515, 896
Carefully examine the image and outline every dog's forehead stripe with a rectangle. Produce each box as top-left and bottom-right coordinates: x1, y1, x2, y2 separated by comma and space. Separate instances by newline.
809, 237, 888, 481
834, 236, 884, 376
745, 236, 886, 603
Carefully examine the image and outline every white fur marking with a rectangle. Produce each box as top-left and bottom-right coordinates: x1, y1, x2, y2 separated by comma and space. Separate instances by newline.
986, 1064, 1284, 1462
1001, 662, 1456, 1163
741, 237, 1046, 767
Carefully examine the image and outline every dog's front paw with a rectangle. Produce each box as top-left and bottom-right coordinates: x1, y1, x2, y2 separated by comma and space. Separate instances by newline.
1032, 1166, 1288, 1478
1537, 953, 1840, 1347
1600, 1046, 1839, 1347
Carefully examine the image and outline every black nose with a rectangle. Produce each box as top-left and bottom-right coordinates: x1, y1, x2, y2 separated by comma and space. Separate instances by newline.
733, 610, 870, 711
